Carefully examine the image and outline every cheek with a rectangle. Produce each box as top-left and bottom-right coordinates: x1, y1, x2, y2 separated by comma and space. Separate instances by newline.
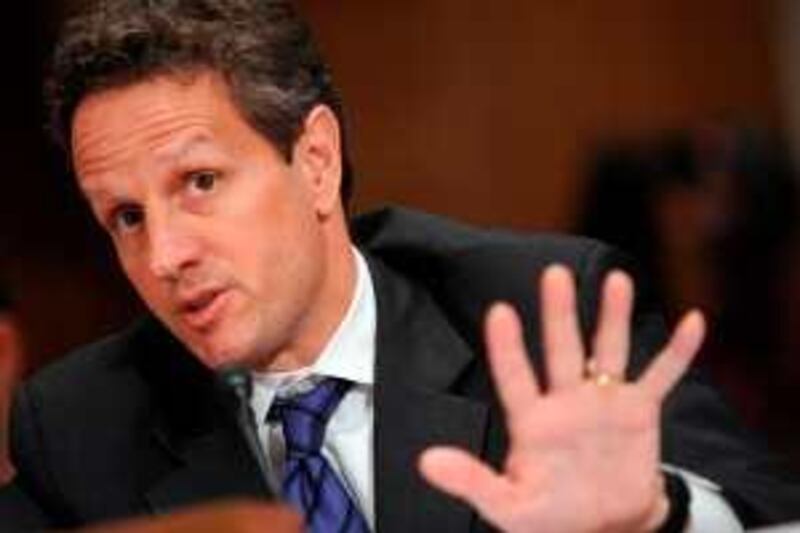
229, 198, 318, 274
119, 256, 166, 311
236, 216, 322, 296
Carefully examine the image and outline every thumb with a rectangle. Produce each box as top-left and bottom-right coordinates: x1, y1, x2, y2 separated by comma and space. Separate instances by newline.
418, 446, 510, 520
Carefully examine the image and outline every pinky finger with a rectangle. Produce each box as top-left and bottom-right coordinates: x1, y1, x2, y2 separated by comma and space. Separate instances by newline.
639, 310, 705, 400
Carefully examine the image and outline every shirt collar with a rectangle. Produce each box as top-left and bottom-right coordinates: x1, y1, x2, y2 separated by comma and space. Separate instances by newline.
251, 248, 376, 403
309, 247, 375, 387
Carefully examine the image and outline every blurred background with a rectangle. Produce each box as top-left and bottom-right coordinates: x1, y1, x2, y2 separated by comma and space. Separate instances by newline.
2, 0, 800, 470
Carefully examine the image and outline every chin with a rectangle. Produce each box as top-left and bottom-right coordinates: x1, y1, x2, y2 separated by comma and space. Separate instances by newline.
181, 320, 280, 371
184, 335, 250, 370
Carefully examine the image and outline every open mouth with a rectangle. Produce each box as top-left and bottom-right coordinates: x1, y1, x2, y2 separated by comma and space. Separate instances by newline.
179, 289, 228, 330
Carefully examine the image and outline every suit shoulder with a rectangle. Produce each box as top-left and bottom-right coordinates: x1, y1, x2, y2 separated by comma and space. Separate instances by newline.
452, 230, 617, 272
355, 205, 627, 280
20, 319, 161, 409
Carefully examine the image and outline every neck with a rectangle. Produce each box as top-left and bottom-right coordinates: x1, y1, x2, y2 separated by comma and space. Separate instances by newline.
254, 212, 356, 373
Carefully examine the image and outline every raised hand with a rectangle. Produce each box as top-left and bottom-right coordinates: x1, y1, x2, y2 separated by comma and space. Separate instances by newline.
419, 265, 705, 532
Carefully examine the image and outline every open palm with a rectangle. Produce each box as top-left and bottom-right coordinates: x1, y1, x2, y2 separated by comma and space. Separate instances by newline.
420, 265, 704, 532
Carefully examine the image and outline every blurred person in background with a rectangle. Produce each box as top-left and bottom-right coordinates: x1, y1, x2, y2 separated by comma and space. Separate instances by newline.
0, 283, 24, 485
577, 122, 800, 465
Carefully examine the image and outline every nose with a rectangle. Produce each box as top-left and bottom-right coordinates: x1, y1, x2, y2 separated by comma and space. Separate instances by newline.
147, 210, 201, 281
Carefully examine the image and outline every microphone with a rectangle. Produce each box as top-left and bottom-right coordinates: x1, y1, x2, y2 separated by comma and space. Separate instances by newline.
216, 366, 273, 495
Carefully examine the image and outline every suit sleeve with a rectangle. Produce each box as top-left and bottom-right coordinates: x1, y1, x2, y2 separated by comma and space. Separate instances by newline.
575, 241, 800, 528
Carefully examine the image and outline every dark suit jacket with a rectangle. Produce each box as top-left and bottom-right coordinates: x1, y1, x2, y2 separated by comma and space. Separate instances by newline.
2, 207, 800, 531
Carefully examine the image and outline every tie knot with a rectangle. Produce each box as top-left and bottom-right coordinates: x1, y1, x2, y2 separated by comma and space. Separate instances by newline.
268, 378, 352, 457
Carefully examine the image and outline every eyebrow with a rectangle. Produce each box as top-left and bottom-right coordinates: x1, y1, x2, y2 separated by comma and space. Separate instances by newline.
151, 129, 219, 166
80, 188, 127, 226
82, 131, 230, 215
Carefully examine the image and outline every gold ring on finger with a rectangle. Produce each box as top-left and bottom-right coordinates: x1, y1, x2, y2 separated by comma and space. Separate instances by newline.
591, 371, 622, 387
585, 360, 623, 387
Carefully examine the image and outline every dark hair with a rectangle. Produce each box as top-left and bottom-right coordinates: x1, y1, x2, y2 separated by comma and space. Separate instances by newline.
46, 0, 354, 206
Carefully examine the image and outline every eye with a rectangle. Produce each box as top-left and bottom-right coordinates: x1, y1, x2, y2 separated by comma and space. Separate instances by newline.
110, 205, 144, 233
186, 170, 218, 193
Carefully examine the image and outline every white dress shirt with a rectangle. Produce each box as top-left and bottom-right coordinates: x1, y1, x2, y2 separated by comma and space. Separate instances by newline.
250, 248, 377, 529
249, 248, 743, 532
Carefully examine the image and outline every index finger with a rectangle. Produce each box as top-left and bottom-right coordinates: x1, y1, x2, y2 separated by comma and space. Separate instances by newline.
484, 302, 541, 433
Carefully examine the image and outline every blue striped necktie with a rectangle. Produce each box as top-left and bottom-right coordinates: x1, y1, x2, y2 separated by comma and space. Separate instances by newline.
267, 378, 370, 533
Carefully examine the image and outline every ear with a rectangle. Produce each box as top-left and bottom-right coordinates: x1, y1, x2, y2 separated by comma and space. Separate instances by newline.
293, 104, 343, 218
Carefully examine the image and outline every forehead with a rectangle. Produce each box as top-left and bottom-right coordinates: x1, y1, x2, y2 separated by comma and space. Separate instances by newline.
71, 71, 250, 179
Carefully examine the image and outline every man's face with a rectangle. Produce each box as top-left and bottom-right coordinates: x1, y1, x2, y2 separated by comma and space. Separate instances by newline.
72, 72, 346, 370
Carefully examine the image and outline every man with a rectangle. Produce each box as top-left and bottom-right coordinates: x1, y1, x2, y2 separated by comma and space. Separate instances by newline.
1, 0, 799, 530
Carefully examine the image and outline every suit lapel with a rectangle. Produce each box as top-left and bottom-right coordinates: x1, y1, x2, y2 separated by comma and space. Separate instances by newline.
369, 258, 489, 533
144, 423, 268, 515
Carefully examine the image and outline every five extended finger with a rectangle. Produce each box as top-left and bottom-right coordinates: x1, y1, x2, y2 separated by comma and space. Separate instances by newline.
590, 271, 634, 379
541, 265, 585, 390
640, 310, 705, 399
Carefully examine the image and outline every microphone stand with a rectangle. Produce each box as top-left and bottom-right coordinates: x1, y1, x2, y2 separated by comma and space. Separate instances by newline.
216, 367, 273, 496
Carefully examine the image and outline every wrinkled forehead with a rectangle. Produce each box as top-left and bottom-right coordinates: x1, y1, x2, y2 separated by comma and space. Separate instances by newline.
71, 71, 243, 180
